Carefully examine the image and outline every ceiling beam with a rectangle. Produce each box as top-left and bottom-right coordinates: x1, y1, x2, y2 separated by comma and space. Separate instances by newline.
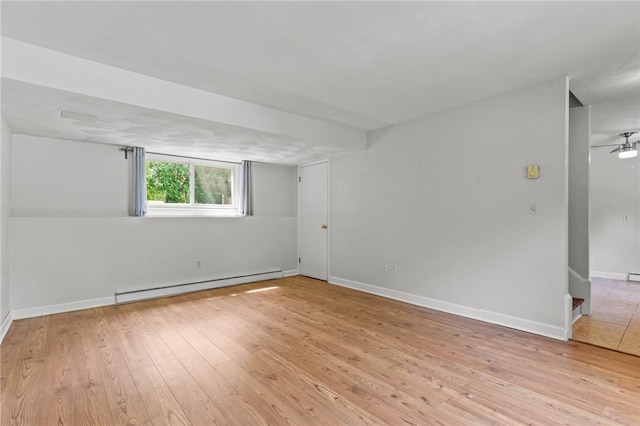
1, 37, 366, 152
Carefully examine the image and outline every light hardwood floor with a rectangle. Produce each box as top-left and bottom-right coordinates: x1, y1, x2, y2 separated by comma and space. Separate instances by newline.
2, 276, 639, 425
573, 278, 640, 356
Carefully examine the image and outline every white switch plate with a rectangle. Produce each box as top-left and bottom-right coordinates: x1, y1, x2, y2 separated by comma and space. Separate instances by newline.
529, 202, 539, 215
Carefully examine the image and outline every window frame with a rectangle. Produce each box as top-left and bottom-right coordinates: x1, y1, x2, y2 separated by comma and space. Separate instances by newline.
146, 154, 240, 216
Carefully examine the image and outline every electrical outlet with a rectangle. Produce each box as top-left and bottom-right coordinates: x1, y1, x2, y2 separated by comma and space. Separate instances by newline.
382, 264, 388, 273
623, 214, 631, 222
196, 260, 201, 268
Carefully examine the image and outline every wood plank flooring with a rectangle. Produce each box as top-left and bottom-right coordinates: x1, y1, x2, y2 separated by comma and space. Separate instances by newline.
2, 276, 639, 425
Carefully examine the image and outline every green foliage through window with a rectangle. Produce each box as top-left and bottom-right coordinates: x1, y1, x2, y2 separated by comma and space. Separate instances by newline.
194, 165, 232, 205
146, 161, 189, 203
146, 159, 233, 205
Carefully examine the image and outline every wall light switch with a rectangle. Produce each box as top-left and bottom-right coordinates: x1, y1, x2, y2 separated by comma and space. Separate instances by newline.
529, 202, 539, 215
527, 165, 540, 179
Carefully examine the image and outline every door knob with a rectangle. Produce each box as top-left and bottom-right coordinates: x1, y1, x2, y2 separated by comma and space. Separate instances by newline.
321, 224, 328, 229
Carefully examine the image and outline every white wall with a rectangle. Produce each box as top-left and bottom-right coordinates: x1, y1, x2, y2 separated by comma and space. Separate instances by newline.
590, 146, 640, 278
330, 77, 570, 338
10, 135, 297, 314
253, 162, 297, 217
1, 116, 12, 326
12, 136, 128, 217
568, 107, 590, 279
568, 106, 591, 315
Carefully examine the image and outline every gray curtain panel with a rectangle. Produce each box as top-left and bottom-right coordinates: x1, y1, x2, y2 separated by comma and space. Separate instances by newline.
129, 147, 147, 217
239, 160, 253, 216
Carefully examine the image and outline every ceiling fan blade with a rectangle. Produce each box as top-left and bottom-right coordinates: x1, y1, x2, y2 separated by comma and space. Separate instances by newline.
610, 147, 621, 153
591, 144, 621, 148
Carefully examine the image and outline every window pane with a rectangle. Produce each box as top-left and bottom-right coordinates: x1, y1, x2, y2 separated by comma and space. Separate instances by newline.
146, 160, 190, 204
194, 165, 232, 205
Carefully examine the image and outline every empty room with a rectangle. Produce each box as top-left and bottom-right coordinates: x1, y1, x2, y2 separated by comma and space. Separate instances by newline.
1, 1, 639, 425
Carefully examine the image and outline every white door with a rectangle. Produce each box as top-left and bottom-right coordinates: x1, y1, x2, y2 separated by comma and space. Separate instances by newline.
299, 162, 329, 280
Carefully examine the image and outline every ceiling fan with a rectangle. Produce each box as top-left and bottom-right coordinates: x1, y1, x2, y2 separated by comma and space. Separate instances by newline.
591, 132, 638, 159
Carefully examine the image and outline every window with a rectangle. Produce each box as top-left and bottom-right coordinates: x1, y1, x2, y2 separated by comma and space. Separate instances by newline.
146, 154, 239, 215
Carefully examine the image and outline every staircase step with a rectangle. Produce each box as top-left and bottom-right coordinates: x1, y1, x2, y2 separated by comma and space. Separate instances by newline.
572, 298, 585, 310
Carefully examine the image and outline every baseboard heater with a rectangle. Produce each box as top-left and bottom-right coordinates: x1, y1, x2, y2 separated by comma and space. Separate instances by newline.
630, 273, 640, 282
114, 269, 283, 304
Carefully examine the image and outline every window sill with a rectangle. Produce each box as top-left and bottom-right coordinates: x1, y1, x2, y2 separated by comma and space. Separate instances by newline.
146, 208, 242, 218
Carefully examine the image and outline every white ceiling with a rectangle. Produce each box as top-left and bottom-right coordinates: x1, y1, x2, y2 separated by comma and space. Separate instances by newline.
570, 57, 640, 146
1, 1, 639, 163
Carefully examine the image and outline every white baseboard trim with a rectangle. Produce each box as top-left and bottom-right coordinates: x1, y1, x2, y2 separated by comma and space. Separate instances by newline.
572, 313, 583, 324
568, 267, 589, 284
12, 296, 113, 320
283, 269, 299, 277
568, 267, 591, 316
0, 312, 13, 344
590, 271, 629, 281
329, 276, 568, 341
564, 293, 573, 340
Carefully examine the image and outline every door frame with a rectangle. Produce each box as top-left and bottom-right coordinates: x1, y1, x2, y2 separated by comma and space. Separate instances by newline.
297, 159, 330, 280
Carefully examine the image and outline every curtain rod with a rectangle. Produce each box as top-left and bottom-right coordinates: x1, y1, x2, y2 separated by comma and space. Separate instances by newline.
120, 147, 240, 164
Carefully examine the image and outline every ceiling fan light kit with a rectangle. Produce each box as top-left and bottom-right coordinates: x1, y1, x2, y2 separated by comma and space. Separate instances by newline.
618, 146, 638, 159
592, 131, 638, 159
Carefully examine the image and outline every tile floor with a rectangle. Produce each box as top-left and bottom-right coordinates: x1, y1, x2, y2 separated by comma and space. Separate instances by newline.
572, 278, 640, 356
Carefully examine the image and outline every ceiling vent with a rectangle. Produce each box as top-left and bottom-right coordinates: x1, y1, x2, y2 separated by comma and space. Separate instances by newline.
60, 110, 97, 123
